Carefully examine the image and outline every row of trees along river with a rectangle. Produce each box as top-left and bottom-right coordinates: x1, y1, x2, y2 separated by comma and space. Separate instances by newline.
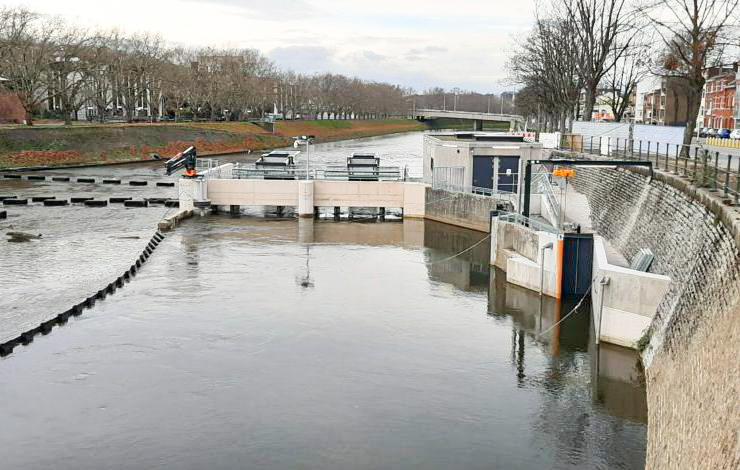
507, 0, 739, 146
0, 7, 516, 126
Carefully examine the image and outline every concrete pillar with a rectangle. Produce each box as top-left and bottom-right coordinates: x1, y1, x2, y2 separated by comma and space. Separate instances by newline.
298, 217, 315, 244
179, 178, 195, 210
297, 180, 315, 218
473, 119, 484, 131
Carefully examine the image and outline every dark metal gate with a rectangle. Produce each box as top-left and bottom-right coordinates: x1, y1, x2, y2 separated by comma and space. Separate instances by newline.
562, 233, 593, 296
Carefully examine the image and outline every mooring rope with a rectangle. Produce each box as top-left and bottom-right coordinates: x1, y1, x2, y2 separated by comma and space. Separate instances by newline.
425, 234, 491, 265
537, 284, 593, 337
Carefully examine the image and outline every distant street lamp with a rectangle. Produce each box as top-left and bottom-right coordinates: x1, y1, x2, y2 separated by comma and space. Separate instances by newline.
293, 135, 315, 180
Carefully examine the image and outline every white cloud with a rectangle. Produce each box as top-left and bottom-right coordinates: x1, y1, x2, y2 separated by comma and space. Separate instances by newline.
11, 0, 536, 92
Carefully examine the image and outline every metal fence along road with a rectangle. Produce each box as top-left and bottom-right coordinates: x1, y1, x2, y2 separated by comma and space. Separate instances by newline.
560, 135, 740, 203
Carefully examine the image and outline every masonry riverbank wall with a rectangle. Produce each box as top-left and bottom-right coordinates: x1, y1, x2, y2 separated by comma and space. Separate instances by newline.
552, 150, 740, 469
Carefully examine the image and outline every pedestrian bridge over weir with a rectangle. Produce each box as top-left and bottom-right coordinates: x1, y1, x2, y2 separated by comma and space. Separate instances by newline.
413, 109, 524, 131
178, 162, 428, 218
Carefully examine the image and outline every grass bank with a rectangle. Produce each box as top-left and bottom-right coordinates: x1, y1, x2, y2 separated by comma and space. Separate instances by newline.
0, 119, 427, 169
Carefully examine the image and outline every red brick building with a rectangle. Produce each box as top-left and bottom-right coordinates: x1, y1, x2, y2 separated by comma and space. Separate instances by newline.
703, 65, 737, 129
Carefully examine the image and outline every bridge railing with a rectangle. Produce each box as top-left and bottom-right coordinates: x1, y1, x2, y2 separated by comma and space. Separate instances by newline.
230, 164, 407, 181
559, 135, 740, 203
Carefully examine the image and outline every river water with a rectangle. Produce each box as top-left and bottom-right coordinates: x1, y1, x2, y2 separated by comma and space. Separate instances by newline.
0, 132, 646, 469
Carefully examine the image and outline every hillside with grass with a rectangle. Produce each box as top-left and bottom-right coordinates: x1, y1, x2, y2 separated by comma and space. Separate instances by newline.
0, 119, 427, 169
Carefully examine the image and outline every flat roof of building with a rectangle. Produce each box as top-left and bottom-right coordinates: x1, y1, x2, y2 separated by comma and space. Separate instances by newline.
426, 132, 540, 147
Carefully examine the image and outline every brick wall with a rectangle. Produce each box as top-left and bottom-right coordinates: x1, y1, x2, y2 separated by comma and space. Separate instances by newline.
567, 162, 740, 469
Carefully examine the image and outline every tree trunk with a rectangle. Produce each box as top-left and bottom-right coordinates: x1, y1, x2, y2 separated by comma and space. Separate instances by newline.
582, 86, 596, 122
683, 85, 702, 149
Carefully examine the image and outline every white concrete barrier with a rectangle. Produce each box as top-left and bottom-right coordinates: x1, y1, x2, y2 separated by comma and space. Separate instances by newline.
181, 176, 428, 217
591, 236, 671, 348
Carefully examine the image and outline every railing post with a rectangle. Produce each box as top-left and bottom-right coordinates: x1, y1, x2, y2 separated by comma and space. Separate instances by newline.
638, 140, 642, 158
675, 144, 680, 174
702, 149, 709, 187
599, 136, 603, 155
616, 137, 620, 157
724, 155, 732, 197
693, 147, 698, 182
713, 152, 719, 190
735, 155, 740, 204
647, 141, 651, 163
590, 136, 594, 154
665, 142, 670, 172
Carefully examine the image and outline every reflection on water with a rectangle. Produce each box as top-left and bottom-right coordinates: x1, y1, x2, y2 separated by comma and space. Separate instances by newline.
0, 216, 645, 470
0, 132, 645, 469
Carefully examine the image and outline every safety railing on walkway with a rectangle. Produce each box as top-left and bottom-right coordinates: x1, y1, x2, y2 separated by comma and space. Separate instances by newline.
496, 211, 561, 235
559, 135, 740, 203
431, 181, 519, 207
531, 165, 561, 223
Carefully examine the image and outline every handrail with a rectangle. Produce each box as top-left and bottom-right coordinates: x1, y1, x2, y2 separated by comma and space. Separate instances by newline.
496, 211, 561, 235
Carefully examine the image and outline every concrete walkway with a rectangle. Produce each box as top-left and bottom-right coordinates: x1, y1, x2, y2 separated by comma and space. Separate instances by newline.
560, 181, 630, 267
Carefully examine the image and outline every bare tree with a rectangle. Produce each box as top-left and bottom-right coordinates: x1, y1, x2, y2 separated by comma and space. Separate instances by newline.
508, 15, 583, 132
50, 24, 95, 124
0, 7, 58, 123
563, 0, 631, 121
603, 39, 650, 122
642, 0, 739, 146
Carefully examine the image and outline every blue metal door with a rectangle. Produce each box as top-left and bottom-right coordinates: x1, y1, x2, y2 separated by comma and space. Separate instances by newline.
562, 234, 594, 296
497, 157, 520, 193
473, 156, 494, 189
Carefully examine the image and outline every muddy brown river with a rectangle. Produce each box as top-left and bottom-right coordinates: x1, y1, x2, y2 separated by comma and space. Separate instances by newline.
0, 132, 646, 469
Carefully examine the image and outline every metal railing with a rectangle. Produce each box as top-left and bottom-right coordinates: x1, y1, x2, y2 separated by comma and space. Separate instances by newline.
559, 135, 740, 203
496, 211, 561, 235
531, 165, 561, 223
231, 164, 406, 181
316, 166, 405, 181
431, 180, 519, 207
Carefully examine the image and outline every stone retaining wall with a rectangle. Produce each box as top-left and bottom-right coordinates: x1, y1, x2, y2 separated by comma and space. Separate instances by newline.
560, 153, 739, 469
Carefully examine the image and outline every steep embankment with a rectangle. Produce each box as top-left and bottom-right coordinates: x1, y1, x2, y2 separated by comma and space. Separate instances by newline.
559, 152, 740, 470
0, 119, 427, 169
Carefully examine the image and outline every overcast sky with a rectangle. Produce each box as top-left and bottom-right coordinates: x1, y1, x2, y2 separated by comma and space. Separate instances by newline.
12, 0, 536, 93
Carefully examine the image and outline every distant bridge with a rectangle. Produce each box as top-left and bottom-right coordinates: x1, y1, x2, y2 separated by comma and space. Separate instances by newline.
413, 109, 524, 131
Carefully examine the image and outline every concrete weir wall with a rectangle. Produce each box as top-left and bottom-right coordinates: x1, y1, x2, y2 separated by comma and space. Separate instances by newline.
424, 188, 506, 232
564, 157, 740, 469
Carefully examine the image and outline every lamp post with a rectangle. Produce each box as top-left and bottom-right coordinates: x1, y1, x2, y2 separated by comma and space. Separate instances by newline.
293, 135, 315, 180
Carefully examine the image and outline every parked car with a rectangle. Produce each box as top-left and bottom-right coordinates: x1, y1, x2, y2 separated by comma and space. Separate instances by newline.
699, 127, 711, 137
706, 128, 718, 138
729, 129, 740, 140
718, 128, 731, 139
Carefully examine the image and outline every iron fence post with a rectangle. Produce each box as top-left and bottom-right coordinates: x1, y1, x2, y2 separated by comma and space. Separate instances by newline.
713, 152, 719, 190
736, 155, 740, 204
693, 147, 698, 182
665, 143, 670, 172
724, 155, 732, 197
638, 140, 642, 159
